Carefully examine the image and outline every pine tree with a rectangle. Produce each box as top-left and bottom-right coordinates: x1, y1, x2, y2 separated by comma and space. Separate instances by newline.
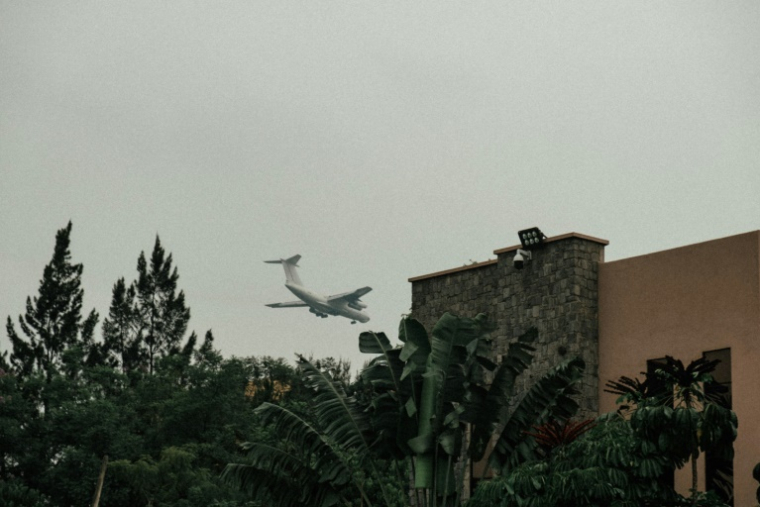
101, 277, 143, 374
134, 236, 192, 375
195, 330, 221, 367
5, 222, 99, 381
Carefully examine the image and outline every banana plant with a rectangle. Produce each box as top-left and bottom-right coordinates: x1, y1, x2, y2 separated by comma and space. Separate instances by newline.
359, 313, 586, 506
225, 313, 586, 507
223, 356, 399, 507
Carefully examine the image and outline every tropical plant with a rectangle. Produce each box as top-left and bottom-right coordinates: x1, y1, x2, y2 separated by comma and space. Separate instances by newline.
224, 313, 586, 507
524, 418, 595, 454
467, 411, 712, 507
469, 354, 738, 507
607, 356, 737, 496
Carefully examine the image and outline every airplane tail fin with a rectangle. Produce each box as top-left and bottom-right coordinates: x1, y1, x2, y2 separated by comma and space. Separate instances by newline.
264, 254, 303, 285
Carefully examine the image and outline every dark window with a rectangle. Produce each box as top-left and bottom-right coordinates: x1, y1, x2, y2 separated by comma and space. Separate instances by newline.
646, 358, 669, 400
703, 348, 733, 506
646, 357, 675, 490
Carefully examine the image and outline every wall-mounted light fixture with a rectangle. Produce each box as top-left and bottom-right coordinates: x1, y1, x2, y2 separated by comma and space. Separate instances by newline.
518, 227, 546, 250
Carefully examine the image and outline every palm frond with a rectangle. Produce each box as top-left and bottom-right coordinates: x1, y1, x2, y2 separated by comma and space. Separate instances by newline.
222, 443, 343, 507
489, 356, 585, 474
253, 402, 351, 483
298, 356, 375, 456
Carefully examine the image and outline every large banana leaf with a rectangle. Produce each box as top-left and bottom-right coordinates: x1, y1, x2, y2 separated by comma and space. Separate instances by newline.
489, 356, 585, 474
222, 443, 343, 507
465, 327, 538, 461
297, 356, 399, 507
412, 313, 492, 491
253, 402, 351, 484
222, 401, 355, 506
359, 331, 408, 399
399, 317, 431, 380
428, 313, 492, 428
297, 356, 374, 457
359, 331, 419, 457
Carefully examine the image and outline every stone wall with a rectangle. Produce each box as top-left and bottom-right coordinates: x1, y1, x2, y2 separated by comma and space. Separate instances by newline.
409, 234, 606, 419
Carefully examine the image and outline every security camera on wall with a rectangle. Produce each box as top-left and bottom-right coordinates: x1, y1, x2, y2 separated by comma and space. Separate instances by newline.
513, 249, 531, 270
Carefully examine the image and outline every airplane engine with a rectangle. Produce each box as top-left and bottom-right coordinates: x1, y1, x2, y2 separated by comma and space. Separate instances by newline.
348, 301, 367, 311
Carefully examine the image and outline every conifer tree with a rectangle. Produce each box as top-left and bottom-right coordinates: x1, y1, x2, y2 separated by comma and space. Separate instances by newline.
101, 277, 143, 373
134, 236, 192, 375
5, 222, 99, 381
195, 330, 221, 367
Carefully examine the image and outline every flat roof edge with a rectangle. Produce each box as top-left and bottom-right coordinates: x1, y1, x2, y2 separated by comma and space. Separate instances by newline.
493, 232, 609, 255
408, 259, 498, 283
409, 232, 608, 283
602, 230, 760, 266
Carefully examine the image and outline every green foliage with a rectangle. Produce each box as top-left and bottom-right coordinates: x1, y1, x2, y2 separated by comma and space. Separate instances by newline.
108, 445, 245, 507
470, 355, 737, 507
135, 236, 193, 375
5, 222, 100, 381
224, 356, 396, 507
226, 313, 586, 507
0, 348, 294, 506
608, 355, 737, 497
0, 478, 51, 507
524, 418, 595, 451
101, 277, 142, 373
489, 356, 585, 475
468, 413, 680, 507
2, 223, 310, 507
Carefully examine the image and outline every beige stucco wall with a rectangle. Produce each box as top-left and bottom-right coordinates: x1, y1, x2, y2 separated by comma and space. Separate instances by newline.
599, 231, 760, 506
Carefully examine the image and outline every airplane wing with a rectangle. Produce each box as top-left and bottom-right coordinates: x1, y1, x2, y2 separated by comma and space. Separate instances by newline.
266, 300, 309, 308
326, 286, 372, 302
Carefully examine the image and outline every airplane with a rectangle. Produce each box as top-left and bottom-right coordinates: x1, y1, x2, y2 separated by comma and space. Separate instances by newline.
264, 254, 371, 324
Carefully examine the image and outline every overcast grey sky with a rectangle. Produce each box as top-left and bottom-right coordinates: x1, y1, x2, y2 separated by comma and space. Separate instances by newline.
2, 2, 759, 371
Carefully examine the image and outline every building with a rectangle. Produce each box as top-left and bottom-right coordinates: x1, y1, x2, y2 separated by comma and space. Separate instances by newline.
408, 230, 760, 506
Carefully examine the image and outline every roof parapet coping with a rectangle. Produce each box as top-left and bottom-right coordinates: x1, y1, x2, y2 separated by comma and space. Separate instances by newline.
408, 259, 498, 283
493, 232, 609, 255
409, 232, 608, 283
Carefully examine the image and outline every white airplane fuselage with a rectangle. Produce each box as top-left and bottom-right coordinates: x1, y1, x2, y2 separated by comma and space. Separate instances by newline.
285, 282, 370, 323
265, 255, 371, 324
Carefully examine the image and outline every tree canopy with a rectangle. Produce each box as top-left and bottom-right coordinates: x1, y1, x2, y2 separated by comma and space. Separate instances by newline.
0, 223, 311, 507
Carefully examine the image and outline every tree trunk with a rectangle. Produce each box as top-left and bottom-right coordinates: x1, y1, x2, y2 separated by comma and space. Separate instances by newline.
91, 454, 108, 507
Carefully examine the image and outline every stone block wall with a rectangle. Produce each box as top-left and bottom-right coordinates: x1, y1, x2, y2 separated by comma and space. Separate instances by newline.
409, 234, 607, 419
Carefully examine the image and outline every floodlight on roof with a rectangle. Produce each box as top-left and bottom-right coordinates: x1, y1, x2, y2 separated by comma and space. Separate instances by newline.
518, 227, 546, 250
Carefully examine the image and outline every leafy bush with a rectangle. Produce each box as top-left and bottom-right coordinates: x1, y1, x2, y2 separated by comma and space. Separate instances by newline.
468, 413, 679, 507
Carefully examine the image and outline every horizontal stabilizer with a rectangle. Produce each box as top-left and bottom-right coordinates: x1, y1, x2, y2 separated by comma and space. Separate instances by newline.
264, 254, 301, 266
264, 254, 303, 285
